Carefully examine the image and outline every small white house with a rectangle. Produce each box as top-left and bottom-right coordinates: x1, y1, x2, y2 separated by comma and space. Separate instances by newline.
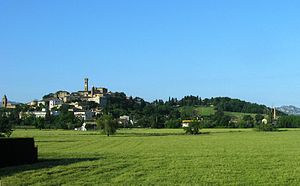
87, 96, 101, 104
182, 120, 193, 127
120, 115, 130, 121
119, 115, 130, 126
49, 98, 63, 110
32, 111, 47, 118
19, 110, 61, 119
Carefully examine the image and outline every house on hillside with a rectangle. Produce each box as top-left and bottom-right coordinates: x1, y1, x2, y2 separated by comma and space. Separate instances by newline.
118, 115, 130, 126
19, 109, 61, 119
49, 98, 63, 110
182, 120, 194, 127
74, 110, 93, 121
2, 95, 17, 109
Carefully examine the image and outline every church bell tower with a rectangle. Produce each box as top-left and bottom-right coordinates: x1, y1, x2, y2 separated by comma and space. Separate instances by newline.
2, 95, 7, 108
84, 78, 89, 92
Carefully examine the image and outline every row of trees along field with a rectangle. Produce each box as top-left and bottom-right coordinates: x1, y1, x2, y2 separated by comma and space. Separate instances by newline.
0, 93, 294, 134
0, 104, 82, 131
103, 93, 287, 128
277, 115, 300, 128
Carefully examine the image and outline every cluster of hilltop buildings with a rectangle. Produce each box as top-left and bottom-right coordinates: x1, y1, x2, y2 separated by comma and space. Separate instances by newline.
1, 95, 16, 109
2, 78, 110, 121
41, 78, 109, 107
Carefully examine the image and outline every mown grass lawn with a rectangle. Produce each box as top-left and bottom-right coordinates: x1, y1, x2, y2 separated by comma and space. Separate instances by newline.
1, 128, 300, 185
180, 105, 264, 120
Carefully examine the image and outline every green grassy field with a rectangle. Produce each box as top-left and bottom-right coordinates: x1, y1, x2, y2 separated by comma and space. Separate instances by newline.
180, 106, 216, 116
1, 128, 300, 185
181, 106, 265, 120
179, 106, 216, 117
194, 106, 216, 116
224, 111, 260, 120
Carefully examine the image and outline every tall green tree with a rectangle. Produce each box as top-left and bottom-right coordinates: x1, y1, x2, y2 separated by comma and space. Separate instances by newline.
0, 111, 13, 137
242, 115, 254, 128
212, 110, 231, 127
255, 114, 264, 124
164, 119, 181, 128
97, 114, 118, 136
183, 120, 201, 135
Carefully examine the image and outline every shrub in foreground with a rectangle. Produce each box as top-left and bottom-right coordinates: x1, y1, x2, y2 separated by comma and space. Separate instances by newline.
0, 114, 13, 137
256, 122, 278, 131
97, 114, 118, 136
184, 121, 201, 135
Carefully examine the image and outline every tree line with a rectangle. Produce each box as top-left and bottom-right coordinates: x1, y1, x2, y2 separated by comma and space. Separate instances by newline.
103, 93, 286, 128
0, 104, 82, 131
0, 92, 290, 136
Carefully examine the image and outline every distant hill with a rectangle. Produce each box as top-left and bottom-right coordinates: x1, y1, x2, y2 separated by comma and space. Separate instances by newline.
180, 105, 262, 118
277, 105, 300, 115
176, 96, 281, 115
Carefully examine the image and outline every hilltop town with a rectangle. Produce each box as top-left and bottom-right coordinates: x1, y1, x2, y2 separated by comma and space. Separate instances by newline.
2, 78, 110, 121
0, 80, 294, 131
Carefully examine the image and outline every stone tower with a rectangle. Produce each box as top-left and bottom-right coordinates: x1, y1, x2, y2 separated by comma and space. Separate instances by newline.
2, 95, 7, 108
273, 107, 277, 120
91, 86, 95, 97
84, 78, 89, 92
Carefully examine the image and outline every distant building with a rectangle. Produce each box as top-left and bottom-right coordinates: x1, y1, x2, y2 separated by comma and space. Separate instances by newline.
38, 100, 46, 106
119, 115, 130, 125
19, 110, 61, 119
74, 110, 93, 121
49, 98, 63, 110
79, 78, 109, 106
84, 78, 89, 92
28, 100, 46, 107
118, 115, 134, 127
56, 91, 70, 100
31, 111, 47, 118
2, 95, 8, 108
22, 78, 111, 121
28, 100, 38, 107
42, 78, 109, 107
91, 108, 102, 117
87, 96, 101, 104
181, 120, 194, 128
2, 95, 16, 109
69, 102, 82, 110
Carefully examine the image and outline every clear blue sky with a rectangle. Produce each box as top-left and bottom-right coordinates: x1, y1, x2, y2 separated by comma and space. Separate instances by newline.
1, 0, 300, 106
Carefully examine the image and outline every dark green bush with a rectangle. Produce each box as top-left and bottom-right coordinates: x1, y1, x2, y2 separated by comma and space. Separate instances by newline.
184, 121, 201, 135
256, 122, 278, 131
0, 113, 13, 137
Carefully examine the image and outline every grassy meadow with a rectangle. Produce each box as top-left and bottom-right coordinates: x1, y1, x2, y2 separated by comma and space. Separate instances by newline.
180, 106, 263, 120
1, 128, 300, 185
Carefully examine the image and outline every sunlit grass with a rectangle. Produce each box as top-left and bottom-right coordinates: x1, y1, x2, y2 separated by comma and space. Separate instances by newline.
1, 128, 300, 185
